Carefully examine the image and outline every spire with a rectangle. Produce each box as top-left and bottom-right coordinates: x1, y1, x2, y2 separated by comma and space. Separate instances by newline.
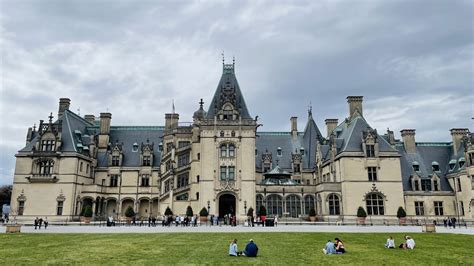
199, 98, 204, 108
48, 112, 54, 124
308, 102, 313, 119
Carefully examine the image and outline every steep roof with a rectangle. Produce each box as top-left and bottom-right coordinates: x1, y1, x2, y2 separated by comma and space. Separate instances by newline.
206, 63, 252, 119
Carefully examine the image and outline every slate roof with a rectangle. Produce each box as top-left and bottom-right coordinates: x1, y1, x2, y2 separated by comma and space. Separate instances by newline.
206, 64, 252, 119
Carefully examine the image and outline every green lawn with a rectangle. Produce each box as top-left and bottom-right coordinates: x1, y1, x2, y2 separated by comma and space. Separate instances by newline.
0, 233, 472, 265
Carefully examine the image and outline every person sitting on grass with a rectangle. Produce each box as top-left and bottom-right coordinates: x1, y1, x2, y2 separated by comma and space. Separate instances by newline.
243, 239, 259, 257
399, 235, 415, 249
335, 238, 345, 254
229, 239, 241, 256
385, 236, 395, 249
322, 240, 336, 255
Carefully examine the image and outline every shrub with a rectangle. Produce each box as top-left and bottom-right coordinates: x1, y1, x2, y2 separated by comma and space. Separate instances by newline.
199, 207, 208, 217
125, 206, 135, 218
164, 206, 173, 216
357, 206, 367, 218
397, 206, 407, 218
82, 205, 93, 218
247, 207, 254, 217
309, 208, 316, 217
186, 206, 194, 217
259, 205, 267, 216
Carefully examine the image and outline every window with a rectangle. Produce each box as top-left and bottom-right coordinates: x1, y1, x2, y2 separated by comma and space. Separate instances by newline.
166, 143, 173, 153
433, 179, 439, 191
164, 180, 171, 193
38, 160, 54, 175
328, 194, 340, 215
306, 179, 310, 185
86, 164, 89, 174
177, 173, 189, 188
449, 162, 455, 171
220, 145, 227, 157
300, 148, 305, 156
57, 201, 64, 215
132, 143, 139, 152
176, 193, 188, 201
256, 194, 263, 213
220, 166, 227, 180
414, 201, 424, 216
228, 166, 235, 180
266, 194, 283, 217
366, 144, 375, 157
112, 156, 120, 166
18, 201, 25, 216
255, 149, 258, 156
286, 195, 302, 218
228, 145, 235, 157
141, 175, 150, 187
304, 195, 315, 215
231, 131, 236, 137
414, 180, 420, 191
178, 141, 190, 148
80, 162, 83, 172
196, 175, 200, 183
434, 201, 443, 216
368, 167, 377, 182
293, 163, 301, 174
366, 193, 384, 215
110, 175, 119, 187
460, 201, 465, 216
413, 162, 420, 172
165, 160, 172, 171
41, 140, 56, 151
469, 153, 474, 166
459, 158, 465, 169
197, 153, 200, 160
178, 153, 190, 167
277, 147, 282, 157
421, 179, 431, 191
143, 156, 151, 166
263, 163, 271, 173
432, 163, 440, 172
456, 178, 461, 192
220, 131, 224, 137
196, 192, 199, 200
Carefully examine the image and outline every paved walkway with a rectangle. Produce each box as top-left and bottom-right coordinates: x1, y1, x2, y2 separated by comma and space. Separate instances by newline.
2, 225, 473, 235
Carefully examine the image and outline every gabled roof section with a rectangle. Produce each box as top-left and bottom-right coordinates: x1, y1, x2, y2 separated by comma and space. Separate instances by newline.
206, 62, 252, 119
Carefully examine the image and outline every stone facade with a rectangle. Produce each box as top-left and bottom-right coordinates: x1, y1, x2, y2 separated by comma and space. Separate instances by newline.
9, 62, 474, 223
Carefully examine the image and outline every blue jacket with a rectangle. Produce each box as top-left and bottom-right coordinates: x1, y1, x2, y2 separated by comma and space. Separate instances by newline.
244, 242, 258, 257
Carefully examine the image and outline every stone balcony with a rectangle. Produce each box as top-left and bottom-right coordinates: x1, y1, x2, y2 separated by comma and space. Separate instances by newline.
26, 174, 59, 183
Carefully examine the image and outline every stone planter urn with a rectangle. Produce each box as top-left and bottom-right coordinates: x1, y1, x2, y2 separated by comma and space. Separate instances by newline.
309, 216, 317, 222
81, 216, 92, 224
357, 217, 366, 225
6, 225, 21, 233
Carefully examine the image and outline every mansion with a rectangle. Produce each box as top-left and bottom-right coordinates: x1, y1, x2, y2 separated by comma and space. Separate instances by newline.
10, 62, 474, 223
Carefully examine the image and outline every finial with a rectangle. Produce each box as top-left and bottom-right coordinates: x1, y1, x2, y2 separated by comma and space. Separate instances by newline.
276, 159, 279, 166
77, 107, 80, 116
308, 102, 313, 118
222, 51, 225, 65
172, 99, 175, 114
233, 56, 235, 65
33, 124, 36, 132
48, 112, 54, 123
199, 98, 204, 108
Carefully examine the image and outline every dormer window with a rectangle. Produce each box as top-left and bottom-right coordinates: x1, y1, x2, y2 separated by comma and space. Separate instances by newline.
143, 156, 151, 166
412, 161, 420, 172
300, 147, 305, 156
132, 143, 139, 152
432, 162, 440, 172
220, 131, 225, 137
448, 160, 456, 171
112, 156, 120, 167
366, 144, 375, 157
41, 140, 56, 152
277, 147, 282, 157
293, 163, 301, 173
458, 158, 465, 169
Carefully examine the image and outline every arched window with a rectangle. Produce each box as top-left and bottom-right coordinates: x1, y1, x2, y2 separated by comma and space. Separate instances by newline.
328, 194, 340, 215
366, 193, 384, 215
256, 194, 263, 213
266, 194, 283, 217
37, 160, 54, 176
304, 195, 315, 215
220, 145, 227, 157
228, 145, 235, 157
285, 195, 302, 218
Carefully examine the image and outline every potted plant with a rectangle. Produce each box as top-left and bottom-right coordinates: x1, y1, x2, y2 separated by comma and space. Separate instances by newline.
356, 206, 367, 225
397, 206, 407, 225
164, 206, 173, 216
309, 208, 317, 222
199, 207, 208, 222
186, 206, 194, 218
125, 206, 135, 224
81, 205, 93, 224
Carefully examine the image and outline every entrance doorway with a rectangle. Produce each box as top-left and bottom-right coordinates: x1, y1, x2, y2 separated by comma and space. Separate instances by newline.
218, 194, 236, 218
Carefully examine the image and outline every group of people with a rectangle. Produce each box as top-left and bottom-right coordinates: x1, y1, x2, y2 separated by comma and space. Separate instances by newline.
34, 217, 48, 229
443, 217, 457, 228
322, 238, 345, 254
385, 235, 415, 249
161, 215, 199, 227
229, 239, 259, 257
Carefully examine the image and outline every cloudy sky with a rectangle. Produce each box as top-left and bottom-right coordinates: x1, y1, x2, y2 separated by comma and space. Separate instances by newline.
0, 0, 473, 185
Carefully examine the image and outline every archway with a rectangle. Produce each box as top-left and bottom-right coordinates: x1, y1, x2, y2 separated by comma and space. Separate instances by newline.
218, 194, 236, 218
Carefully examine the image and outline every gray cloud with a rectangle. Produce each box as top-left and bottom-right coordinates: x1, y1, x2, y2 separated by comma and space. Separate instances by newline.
1, 0, 473, 184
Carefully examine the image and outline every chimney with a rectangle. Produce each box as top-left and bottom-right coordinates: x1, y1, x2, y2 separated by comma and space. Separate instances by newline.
98, 113, 112, 149
450, 128, 469, 154
347, 96, 363, 118
325, 119, 338, 138
26, 127, 33, 145
400, 129, 416, 153
58, 98, 71, 118
165, 113, 179, 130
84, 115, 95, 124
290, 117, 298, 139
386, 129, 395, 145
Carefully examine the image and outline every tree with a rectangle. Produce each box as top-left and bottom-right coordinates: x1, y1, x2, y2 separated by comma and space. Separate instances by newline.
258, 205, 267, 216
247, 207, 254, 217
309, 208, 316, 217
0, 185, 12, 206
357, 206, 367, 218
186, 206, 194, 217
199, 207, 208, 217
82, 205, 93, 218
397, 206, 407, 218
164, 206, 173, 216
125, 206, 135, 218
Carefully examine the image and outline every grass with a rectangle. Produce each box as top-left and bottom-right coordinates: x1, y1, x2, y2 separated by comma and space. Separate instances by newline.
0, 232, 473, 265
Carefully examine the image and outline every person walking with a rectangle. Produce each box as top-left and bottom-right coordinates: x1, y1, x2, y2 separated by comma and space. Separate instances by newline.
34, 217, 38, 230
38, 217, 43, 229
44, 217, 49, 229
